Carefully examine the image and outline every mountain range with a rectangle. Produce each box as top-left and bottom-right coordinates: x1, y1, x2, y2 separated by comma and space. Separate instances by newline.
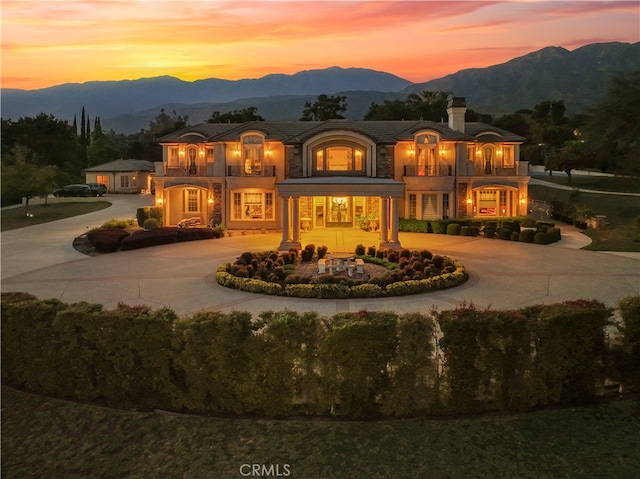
2, 42, 638, 134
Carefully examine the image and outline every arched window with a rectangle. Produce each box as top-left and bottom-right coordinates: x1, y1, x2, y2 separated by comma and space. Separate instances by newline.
242, 134, 264, 175
187, 147, 198, 174
313, 141, 365, 175
483, 145, 494, 174
416, 134, 438, 176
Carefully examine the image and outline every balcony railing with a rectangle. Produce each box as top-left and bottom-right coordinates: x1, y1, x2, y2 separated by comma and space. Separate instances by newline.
164, 166, 209, 177
473, 166, 518, 176
404, 165, 452, 177
227, 165, 276, 177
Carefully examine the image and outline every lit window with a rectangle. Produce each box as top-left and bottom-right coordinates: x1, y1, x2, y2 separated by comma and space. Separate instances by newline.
169, 147, 179, 166
313, 143, 365, 175
243, 135, 264, 175
231, 190, 275, 221
503, 146, 514, 167
416, 134, 438, 176
186, 189, 200, 212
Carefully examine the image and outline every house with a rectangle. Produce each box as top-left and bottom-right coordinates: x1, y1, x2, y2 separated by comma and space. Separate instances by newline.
155, 97, 529, 250
84, 159, 156, 194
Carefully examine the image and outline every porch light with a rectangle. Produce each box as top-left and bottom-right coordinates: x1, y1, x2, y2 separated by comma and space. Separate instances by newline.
179, 149, 185, 156
519, 196, 527, 205
208, 197, 214, 205
466, 197, 473, 205
199, 149, 205, 157
408, 146, 415, 157
157, 196, 164, 205
476, 149, 482, 157
497, 149, 503, 156
439, 147, 446, 157
265, 144, 271, 158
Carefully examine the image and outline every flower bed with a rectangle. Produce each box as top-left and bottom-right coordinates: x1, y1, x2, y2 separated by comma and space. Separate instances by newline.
216, 245, 467, 298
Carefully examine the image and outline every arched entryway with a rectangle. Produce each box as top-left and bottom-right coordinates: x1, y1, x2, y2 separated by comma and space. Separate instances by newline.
159, 185, 212, 227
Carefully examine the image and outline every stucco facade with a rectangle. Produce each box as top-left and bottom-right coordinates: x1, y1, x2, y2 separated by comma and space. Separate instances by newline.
156, 97, 529, 250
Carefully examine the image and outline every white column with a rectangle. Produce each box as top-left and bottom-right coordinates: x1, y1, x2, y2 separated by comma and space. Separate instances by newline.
292, 196, 300, 243
391, 197, 400, 245
280, 196, 289, 245
380, 197, 389, 243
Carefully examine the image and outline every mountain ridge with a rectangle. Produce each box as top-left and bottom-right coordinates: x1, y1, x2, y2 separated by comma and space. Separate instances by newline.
2, 42, 638, 133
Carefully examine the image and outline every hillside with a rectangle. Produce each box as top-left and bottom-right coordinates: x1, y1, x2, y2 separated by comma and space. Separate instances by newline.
2, 42, 638, 133
406, 42, 640, 115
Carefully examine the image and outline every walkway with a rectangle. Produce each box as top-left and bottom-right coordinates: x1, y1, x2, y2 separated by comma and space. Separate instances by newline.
1, 194, 638, 318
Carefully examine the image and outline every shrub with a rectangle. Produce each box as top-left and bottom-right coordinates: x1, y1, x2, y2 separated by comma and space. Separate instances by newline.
469, 226, 480, 237
431, 220, 447, 234
447, 223, 462, 235
121, 228, 179, 250
519, 229, 535, 243
510, 231, 520, 241
460, 226, 470, 236
399, 218, 429, 233
367, 246, 376, 257
143, 218, 159, 230
87, 228, 130, 253
483, 228, 495, 238
100, 218, 135, 229
533, 232, 552, 245
136, 206, 163, 227
355, 244, 366, 255
498, 227, 512, 240
615, 296, 640, 392
317, 245, 328, 258
547, 227, 561, 243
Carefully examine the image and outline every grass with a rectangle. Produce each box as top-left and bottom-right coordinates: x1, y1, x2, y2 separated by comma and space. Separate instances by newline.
2, 387, 639, 479
529, 184, 640, 252
532, 173, 640, 193
0, 201, 111, 231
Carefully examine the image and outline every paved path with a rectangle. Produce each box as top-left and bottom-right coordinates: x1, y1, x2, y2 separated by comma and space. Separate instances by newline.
1, 194, 638, 317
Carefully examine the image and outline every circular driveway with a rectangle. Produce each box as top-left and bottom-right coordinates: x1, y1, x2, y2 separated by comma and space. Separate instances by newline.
2, 195, 638, 317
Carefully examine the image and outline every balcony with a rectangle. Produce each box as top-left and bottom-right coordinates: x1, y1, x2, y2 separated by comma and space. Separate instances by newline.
227, 165, 276, 177
404, 165, 452, 177
164, 166, 209, 177
474, 166, 518, 176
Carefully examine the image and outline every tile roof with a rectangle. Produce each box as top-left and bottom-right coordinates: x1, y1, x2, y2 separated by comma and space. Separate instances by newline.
156, 120, 524, 144
83, 159, 156, 172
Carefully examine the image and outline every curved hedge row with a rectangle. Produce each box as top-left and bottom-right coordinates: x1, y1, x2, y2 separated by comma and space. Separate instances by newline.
3, 292, 635, 419
216, 254, 467, 298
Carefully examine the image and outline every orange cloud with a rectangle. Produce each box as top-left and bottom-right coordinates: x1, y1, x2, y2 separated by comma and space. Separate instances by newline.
1, 1, 638, 90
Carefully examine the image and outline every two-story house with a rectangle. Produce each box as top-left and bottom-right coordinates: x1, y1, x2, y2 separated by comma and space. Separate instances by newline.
155, 97, 528, 250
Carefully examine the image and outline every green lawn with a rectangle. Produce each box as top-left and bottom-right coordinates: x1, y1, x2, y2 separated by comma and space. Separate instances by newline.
2, 387, 639, 479
529, 184, 640, 252
0, 202, 111, 231
533, 173, 640, 193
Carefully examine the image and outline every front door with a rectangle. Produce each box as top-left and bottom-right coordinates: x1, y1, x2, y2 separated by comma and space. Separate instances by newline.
328, 196, 351, 226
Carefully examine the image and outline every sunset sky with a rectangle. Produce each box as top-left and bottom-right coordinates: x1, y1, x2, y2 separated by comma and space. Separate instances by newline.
2, 0, 639, 91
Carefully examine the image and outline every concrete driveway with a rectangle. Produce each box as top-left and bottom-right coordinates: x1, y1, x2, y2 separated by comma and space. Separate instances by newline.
1, 194, 638, 317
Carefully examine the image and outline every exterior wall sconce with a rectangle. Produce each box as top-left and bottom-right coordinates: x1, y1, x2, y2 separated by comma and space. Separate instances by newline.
157, 196, 164, 205
179, 148, 185, 156
439, 147, 446, 158
497, 149, 503, 157
408, 146, 415, 157
519, 196, 527, 205
235, 145, 241, 157
199, 149, 205, 157
466, 197, 473, 205
208, 197, 214, 205
476, 149, 482, 157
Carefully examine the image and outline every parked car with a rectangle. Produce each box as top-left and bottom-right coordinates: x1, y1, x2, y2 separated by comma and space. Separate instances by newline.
87, 183, 107, 196
53, 184, 92, 197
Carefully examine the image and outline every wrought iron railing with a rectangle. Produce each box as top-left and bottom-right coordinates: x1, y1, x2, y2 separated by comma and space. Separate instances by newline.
403, 165, 452, 177
164, 166, 209, 177
227, 165, 276, 177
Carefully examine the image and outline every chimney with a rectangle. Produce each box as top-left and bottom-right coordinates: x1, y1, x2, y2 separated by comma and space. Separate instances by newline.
447, 96, 467, 133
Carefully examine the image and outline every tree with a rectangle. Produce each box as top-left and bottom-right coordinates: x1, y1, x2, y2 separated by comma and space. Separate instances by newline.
300, 94, 347, 121
364, 90, 450, 121
207, 107, 264, 123
1, 153, 60, 213
87, 122, 120, 167
149, 109, 189, 137
585, 71, 640, 174
546, 140, 596, 183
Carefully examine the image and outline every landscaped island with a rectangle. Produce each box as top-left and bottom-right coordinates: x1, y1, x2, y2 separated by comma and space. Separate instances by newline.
216, 244, 467, 298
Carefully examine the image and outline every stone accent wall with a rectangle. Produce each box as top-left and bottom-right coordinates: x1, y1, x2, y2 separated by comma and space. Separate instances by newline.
287, 145, 303, 178
376, 145, 392, 178
213, 182, 223, 225
458, 182, 468, 217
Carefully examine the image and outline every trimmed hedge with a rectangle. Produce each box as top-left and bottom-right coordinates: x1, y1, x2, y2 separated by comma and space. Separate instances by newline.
217, 250, 467, 298
397, 216, 560, 244
2, 293, 624, 419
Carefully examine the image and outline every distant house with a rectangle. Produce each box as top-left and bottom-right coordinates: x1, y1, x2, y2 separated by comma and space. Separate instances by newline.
155, 97, 529, 250
84, 159, 155, 194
